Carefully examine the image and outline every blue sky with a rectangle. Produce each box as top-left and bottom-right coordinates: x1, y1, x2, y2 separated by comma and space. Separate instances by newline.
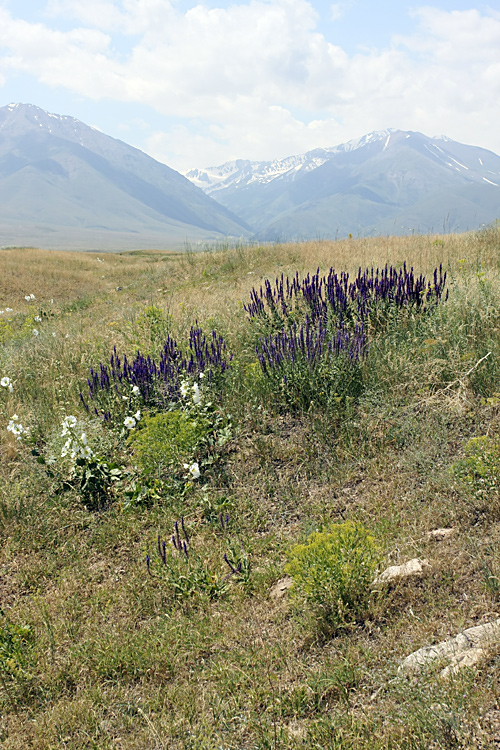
0, 0, 499, 171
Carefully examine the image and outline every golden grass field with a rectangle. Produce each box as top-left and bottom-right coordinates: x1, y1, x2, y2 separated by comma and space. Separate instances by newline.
1, 227, 500, 749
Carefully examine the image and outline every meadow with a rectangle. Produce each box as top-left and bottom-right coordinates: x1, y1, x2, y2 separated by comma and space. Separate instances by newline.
2, 227, 500, 748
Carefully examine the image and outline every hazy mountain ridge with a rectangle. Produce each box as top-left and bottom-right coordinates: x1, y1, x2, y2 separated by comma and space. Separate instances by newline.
185, 130, 500, 240
1, 105, 499, 249
0, 103, 251, 250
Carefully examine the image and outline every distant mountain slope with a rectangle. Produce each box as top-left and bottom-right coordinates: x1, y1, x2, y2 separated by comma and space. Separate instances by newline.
0, 104, 251, 250
185, 130, 500, 240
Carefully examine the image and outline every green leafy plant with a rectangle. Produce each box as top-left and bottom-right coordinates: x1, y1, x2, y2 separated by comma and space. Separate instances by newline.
147, 521, 229, 603
285, 520, 380, 635
129, 410, 208, 480
452, 435, 500, 499
128, 383, 232, 484
147, 518, 250, 604
42, 415, 126, 509
0, 618, 32, 678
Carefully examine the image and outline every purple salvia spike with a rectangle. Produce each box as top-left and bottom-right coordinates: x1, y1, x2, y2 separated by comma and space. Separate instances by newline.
181, 517, 189, 544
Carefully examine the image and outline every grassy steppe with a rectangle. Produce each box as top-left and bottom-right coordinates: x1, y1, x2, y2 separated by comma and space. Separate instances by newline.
2, 229, 500, 748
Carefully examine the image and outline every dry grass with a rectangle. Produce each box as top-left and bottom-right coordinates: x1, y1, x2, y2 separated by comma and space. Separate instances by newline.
2, 228, 500, 748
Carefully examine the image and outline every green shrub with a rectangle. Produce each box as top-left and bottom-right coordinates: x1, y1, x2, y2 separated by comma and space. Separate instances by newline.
0, 618, 32, 678
452, 435, 500, 499
129, 410, 207, 480
285, 521, 380, 635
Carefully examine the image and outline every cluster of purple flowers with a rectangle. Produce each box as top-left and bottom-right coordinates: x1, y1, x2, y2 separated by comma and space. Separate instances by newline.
246, 263, 448, 410
257, 317, 366, 374
245, 263, 448, 326
80, 325, 231, 418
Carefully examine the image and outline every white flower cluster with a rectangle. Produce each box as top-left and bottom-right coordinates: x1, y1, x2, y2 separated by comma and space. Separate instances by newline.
24, 294, 36, 302
180, 376, 204, 406
7, 414, 26, 441
124, 410, 141, 429
61, 415, 94, 459
0, 308, 13, 315
1, 376, 13, 393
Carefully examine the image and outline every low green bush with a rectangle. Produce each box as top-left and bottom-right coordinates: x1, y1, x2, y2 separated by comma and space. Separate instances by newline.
452, 435, 500, 499
129, 410, 207, 480
285, 520, 380, 635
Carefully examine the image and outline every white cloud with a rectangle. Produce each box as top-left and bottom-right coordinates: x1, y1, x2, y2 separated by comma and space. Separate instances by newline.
45, 0, 176, 34
0, 2, 499, 169
330, 1, 352, 22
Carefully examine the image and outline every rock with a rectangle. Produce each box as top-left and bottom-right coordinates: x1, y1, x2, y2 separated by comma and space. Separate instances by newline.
427, 528, 455, 541
399, 617, 500, 675
373, 558, 431, 585
270, 576, 294, 599
440, 647, 487, 678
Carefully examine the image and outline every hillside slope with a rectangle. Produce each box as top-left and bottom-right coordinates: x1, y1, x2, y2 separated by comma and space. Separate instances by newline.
0, 104, 251, 250
186, 130, 500, 239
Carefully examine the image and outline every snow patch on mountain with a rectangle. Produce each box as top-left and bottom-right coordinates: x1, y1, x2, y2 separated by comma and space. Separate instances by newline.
184, 129, 399, 194
185, 128, 500, 197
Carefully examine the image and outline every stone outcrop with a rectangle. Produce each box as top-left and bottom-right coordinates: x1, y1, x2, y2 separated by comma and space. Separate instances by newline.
399, 618, 500, 677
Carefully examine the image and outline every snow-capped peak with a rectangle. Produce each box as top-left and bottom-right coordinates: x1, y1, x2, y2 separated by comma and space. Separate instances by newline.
184, 130, 398, 194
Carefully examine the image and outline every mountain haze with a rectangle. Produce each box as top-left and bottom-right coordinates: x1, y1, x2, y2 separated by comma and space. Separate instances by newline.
0, 104, 251, 251
185, 130, 500, 240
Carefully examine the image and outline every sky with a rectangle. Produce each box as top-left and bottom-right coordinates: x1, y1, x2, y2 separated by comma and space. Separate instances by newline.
0, 0, 499, 172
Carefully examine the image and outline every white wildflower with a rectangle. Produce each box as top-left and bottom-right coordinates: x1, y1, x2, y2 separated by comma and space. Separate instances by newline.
1, 377, 13, 393
134, 410, 141, 422
33, 329, 39, 336
132, 385, 140, 395
192, 383, 201, 405
180, 380, 189, 398
124, 416, 136, 429
6, 308, 12, 312
184, 461, 200, 479
61, 438, 72, 457
34, 316, 42, 322
7, 417, 26, 441
81, 445, 94, 459
61, 416, 77, 436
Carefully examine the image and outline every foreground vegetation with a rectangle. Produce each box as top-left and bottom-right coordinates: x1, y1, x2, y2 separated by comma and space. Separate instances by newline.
2, 228, 500, 748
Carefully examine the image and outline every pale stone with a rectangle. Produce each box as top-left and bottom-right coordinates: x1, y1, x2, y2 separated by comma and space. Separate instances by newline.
440, 647, 487, 678
373, 558, 430, 585
399, 618, 500, 673
427, 528, 455, 541
270, 576, 294, 599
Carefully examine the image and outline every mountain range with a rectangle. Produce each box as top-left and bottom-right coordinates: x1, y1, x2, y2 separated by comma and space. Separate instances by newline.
185, 130, 500, 240
0, 103, 499, 250
0, 103, 251, 251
